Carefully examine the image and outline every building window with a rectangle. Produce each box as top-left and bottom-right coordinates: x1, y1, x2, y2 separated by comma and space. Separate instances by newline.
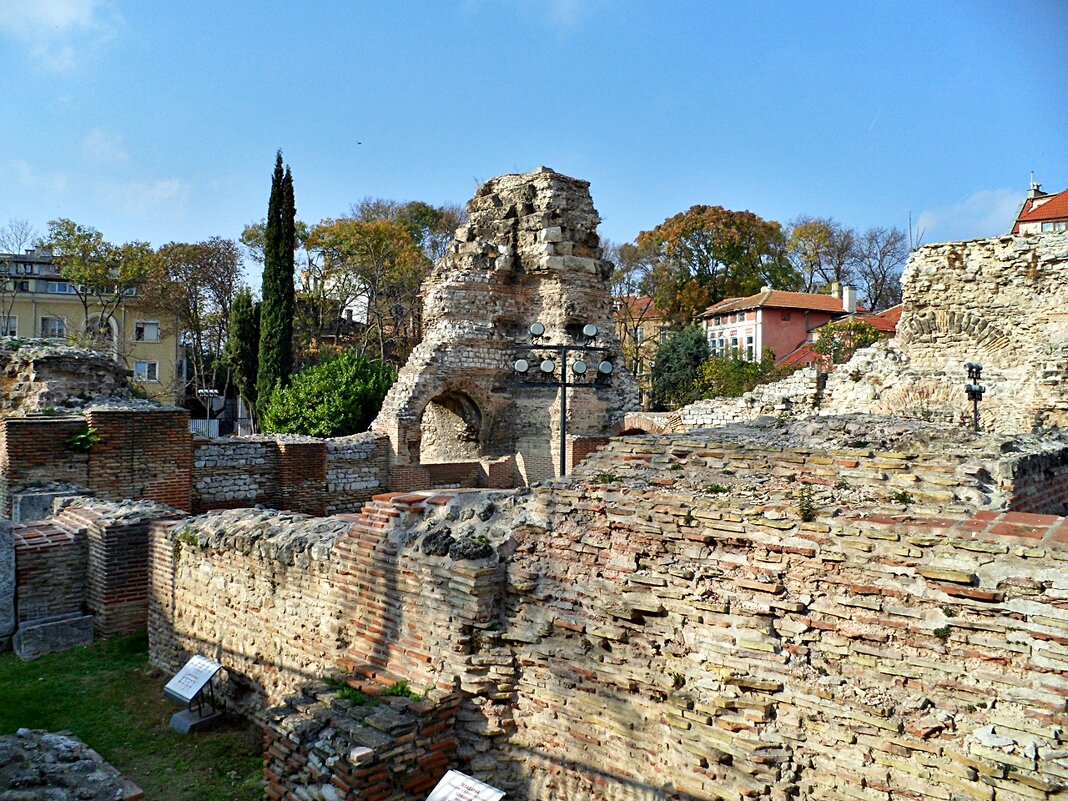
134, 320, 160, 342
45, 281, 74, 294
659, 330, 671, 344
1056, 221, 1067, 232
40, 316, 66, 338
781, 311, 792, 321
713, 316, 721, 326
1, 316, 16, 336
134, 360, 159, 382
634, 326, 645, 344
730, 336, 738, 353
746, 335, 755, 361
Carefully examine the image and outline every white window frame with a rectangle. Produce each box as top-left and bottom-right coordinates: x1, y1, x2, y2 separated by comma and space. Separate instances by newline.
134, 360, 160, 382
1, 316, 16, 336
40, 316, 66, 338
134, 320, 161, 342
45, 280, 73, 294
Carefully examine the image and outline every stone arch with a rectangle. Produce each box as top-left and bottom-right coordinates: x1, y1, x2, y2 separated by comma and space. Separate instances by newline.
897, 310, 1014, 367
616, 413, 669, 436
419, 388, 485, 463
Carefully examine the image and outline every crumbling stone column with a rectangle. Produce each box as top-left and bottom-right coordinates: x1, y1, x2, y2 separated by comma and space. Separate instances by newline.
372, 167, 639, 483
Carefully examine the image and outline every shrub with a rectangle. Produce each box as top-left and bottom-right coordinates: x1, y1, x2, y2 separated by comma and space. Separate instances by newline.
259, 349, 396, 437
650, 326, 709, 410
811, 319, 882, 364
694, 346, 791, 398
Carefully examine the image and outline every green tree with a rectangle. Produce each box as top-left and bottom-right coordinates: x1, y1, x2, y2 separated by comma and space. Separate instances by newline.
811, 319, 882, 364
257, 152, 296, 409
259, 349, 396, 437
145, 238, 242, 401
224, 287, 260, 428
638, 205, 799, 326
650, 326, 710, 411
305, 216, 427, 364
694, 347, 790, 398
39, 218, 157, 345
785, 216, 856, 293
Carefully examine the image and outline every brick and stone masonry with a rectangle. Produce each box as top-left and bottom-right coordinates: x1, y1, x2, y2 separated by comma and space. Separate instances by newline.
148, 416, 1068, 801
661, 232, 1068, 436
372, 167, 640, 484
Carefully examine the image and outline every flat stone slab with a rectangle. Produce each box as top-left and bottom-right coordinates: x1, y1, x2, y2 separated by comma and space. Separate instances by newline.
11, 489, 84, 523
13, 613, 93, 661
0, 728, 143, 800
169, 708, 225, 734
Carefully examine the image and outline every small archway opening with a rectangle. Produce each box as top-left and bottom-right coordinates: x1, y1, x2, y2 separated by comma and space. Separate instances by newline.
419, 390, 484, 463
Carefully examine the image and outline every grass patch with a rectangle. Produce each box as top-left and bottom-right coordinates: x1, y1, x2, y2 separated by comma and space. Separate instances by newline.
0, 634, 262, 801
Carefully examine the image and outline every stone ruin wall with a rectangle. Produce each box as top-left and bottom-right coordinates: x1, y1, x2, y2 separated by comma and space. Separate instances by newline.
373, 167, 639, 484
146, 420, 1068, 801
668, 232, 1068, 436
0, 338, 133, 418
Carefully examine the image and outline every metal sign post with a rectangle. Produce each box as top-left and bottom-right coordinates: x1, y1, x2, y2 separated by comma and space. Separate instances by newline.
164, 654, 225, 733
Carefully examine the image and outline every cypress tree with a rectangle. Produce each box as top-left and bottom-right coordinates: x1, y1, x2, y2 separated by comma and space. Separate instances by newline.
225, 287, 260, 426
257, 151, 296, 409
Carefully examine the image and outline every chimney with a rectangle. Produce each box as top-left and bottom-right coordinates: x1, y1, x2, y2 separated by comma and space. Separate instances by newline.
830, 281, 841, 299
842, 285, 857, 314
760, 285, 772, 293
1028, 171, 1046, 200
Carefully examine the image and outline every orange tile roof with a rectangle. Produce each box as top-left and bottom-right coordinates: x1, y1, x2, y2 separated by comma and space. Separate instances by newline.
776, 342, 820, 367
700, 289, 852, 317
857, 303, 902, 333
1014, 188, 1068, 232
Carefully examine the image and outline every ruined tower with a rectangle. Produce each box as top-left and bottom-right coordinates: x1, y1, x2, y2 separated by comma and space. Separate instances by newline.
372, 167, 640, 482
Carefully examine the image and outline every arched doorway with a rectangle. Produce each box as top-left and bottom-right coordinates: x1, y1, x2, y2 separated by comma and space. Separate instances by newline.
419, 390, 484, 463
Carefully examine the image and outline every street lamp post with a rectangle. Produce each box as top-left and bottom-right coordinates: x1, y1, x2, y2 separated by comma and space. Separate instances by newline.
964, 362, 985, 433
514, 322, 615, 477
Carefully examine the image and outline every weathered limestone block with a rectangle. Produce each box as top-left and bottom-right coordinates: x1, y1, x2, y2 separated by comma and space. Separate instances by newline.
373, 167, 640, 481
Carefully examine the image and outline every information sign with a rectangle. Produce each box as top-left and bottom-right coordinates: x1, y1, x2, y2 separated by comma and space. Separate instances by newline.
425, 770, 505, 801
163, 654, 222, 705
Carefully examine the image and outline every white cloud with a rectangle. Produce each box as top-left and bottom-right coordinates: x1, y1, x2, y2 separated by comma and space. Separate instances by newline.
916, 188, 1024, 243
94, 177, 193, 218
83, 128, 129, 167
0, 159, 70, 194
0, 0, 122, 72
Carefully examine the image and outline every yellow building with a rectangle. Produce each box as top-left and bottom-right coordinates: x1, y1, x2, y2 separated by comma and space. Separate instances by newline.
1, 249, 183, 403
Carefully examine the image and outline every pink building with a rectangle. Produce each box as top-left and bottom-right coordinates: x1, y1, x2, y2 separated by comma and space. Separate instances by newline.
698, 285, 859, 363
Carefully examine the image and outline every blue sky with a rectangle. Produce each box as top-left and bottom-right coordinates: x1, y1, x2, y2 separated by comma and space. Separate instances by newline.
1, 0, 1066, 283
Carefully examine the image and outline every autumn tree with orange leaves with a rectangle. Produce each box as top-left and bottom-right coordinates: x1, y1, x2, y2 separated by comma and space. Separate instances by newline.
637, 205, 801, 326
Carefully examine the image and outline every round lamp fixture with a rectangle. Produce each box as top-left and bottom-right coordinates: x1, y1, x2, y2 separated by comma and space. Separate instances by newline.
514, 359, 530, 374
598, 360, 614, 375
572, 360, 588, 375
529, 322, 546, 338
582, 323, 599, 338
540, 359, 556, 374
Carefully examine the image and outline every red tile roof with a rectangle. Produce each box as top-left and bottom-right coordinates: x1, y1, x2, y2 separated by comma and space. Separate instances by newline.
857, 303, 902, 333
700, 290, 858, 317
776, 342, 820, 368
1013, 188, 1068, 232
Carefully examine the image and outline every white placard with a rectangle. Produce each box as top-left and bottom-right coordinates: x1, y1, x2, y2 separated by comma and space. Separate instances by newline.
425, 769, 505, 801
163, 654, 222, 705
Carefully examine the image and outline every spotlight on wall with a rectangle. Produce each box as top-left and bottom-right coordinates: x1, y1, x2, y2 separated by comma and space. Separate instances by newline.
529, 322, 545, 339
572, 360, 588, 375
582, 323, 598, 339
539, 359, 555, 374
514, 359, 530, 374
964, 362, 985, 432
598, 361, 614, 375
